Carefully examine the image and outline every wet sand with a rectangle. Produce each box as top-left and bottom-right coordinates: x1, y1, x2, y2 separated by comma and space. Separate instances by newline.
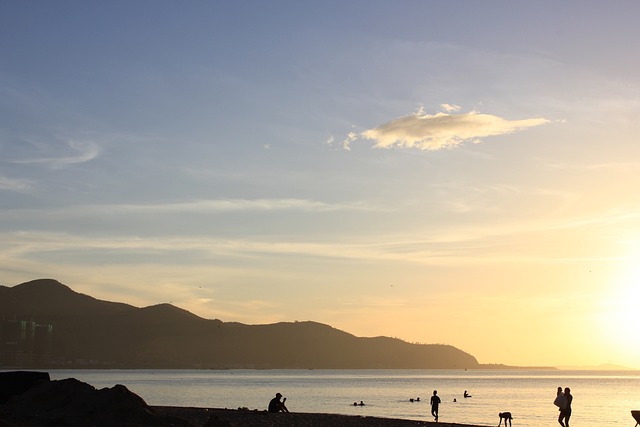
154, 406, 488, 427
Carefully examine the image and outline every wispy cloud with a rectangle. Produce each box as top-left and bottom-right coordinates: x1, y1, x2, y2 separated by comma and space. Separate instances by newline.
542, 160, 640, 172
12, 138, 101, 169
339, 107, 549, 151
3, 205, 634, 269
0, 198, 379, 222
0, 175, 34, 193
75, 198, 375, 215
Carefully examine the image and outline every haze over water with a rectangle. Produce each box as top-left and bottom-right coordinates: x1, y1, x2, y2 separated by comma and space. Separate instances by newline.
3, 1, 640, 370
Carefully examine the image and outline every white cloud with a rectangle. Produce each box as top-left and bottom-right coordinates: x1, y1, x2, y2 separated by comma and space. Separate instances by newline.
342, 132, 357, 151
358, 108, 549, 151
440, 103, 461, 112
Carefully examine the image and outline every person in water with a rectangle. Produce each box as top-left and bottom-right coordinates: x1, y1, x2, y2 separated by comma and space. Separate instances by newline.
430, 390, 441, 421
558, 387, 572, 427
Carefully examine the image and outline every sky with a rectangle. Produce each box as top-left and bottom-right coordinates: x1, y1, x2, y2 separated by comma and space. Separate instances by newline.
2, 1, 640, 370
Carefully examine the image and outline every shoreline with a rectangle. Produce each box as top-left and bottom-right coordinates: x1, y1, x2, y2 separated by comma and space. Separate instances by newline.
0, 372, 490, 427
153, 406, 488, 427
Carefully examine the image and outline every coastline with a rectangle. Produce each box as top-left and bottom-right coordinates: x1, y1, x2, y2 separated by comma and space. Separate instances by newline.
0, 372, 490, 427
154, 406, 487, 427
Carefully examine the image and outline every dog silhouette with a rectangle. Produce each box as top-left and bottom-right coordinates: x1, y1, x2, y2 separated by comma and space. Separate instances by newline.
498, 412, 513, 426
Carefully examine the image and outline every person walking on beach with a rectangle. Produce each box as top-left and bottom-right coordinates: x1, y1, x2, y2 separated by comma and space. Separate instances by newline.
430, 389, 441, 421
558, 387, 572, 427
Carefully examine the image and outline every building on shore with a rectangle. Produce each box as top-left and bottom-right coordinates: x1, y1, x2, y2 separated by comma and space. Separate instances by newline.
0, 319, 53, 367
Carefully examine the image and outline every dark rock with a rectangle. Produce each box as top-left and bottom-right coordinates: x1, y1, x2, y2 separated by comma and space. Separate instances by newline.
0, 371, 50, 404
0, 377, 193, 426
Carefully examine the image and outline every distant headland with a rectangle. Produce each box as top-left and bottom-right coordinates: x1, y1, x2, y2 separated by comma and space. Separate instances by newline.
0, 278, 551, 370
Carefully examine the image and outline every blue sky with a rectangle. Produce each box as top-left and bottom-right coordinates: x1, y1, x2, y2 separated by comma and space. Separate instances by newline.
3, 1, 640, 368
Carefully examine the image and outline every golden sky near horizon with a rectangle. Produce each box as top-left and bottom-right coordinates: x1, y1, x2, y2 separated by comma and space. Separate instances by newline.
2, 1, 640, 370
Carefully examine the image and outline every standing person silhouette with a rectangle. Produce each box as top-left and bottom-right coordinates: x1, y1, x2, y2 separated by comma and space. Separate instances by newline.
558, 387, 572, 427
430, 389, 441, 421
554, 386, 567, 423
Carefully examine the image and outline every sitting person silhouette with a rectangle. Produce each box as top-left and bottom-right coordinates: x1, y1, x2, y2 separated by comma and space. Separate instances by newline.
268, 393, 289, 413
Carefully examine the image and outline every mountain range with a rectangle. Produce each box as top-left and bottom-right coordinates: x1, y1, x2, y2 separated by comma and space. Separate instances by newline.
0, 278, 481, 369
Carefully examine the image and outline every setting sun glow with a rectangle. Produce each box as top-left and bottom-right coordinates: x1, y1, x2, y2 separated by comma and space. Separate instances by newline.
595, 255, 640, 367
3, 1, 640, 371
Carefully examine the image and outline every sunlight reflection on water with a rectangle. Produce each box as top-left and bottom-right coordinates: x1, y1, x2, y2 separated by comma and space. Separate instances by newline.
48, 369, 640, 427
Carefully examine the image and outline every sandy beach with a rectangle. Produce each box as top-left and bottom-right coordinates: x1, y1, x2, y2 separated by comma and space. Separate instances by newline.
154, 406, 487, 427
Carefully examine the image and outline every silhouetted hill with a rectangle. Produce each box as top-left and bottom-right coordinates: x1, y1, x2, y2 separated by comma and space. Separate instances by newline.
0, 278, 135, 318
0, 279, 480, 369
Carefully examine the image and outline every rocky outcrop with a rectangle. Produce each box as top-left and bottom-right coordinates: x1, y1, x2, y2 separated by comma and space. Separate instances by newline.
0, 371, 50, 404
0, 374, 192, 427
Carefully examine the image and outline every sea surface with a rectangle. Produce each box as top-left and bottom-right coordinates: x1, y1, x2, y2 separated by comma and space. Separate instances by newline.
46, 369, 640, 427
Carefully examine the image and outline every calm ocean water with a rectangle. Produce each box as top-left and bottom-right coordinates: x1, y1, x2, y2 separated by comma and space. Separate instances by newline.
46, 369, 640, 427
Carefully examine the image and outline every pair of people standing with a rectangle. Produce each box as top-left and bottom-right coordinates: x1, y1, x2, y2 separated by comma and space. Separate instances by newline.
554, 386, 573, 427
